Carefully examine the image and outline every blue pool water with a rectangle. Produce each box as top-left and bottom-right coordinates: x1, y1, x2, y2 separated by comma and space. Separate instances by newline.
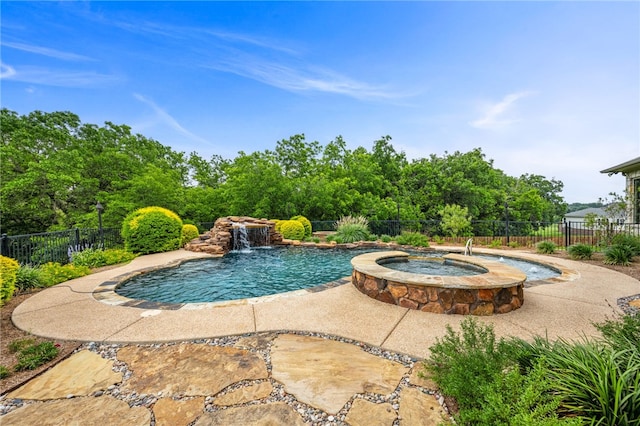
116, 247, 561, 304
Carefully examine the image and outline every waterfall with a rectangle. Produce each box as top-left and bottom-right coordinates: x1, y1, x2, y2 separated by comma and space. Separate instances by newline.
232, 224, 251, 252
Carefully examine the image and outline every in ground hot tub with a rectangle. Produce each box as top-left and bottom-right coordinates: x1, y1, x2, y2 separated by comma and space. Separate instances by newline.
351, 251, 526, 315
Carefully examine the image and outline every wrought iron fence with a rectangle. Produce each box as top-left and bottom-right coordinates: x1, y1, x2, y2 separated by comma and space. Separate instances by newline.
0, 228, 123, 266
2, 220, 638, 266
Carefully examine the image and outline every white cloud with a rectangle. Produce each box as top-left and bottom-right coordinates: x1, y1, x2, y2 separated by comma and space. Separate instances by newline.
133, 93, 213, 146
469, 91, 535, 129
0, 62, 16, 78
1, 41, 94, 61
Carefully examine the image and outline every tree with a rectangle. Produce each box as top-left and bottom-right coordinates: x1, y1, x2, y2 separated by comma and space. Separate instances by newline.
439, 204, 472, 237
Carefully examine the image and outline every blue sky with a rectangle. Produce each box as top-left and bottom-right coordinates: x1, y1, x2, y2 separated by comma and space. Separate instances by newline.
2, 1, 638, 204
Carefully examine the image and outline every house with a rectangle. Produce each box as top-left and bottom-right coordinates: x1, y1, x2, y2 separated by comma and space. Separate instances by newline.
563, 207, 608, 224
601, 156, 640, 224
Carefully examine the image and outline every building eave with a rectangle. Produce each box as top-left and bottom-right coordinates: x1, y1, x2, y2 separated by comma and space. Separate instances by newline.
600, 156, 640, 175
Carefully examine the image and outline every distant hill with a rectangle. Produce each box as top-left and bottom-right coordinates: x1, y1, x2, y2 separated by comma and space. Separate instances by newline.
566, 202, 603, 213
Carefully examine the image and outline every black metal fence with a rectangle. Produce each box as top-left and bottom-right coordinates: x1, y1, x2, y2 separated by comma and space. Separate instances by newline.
0, 228, 123, 266
311, 219, 640, 248
2, 220, 638, 266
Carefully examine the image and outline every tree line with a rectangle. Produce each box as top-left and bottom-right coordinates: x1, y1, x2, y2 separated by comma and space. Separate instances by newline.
0, 109, 567, 235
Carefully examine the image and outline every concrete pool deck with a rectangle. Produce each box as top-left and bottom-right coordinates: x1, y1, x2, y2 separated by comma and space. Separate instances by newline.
10, 247, 640, 359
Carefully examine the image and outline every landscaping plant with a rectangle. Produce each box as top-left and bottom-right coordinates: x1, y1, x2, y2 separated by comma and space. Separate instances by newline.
181, 224, 200, 247
567, 243, 594, 260
394, 231, 429, 247
604, 244, 634, 266
38, 262, 91, 286
279, 219, 306, 240
121, 206, 183, 254
333, 215, 370, 243
14, 265, 45, 292
291, 215, 312, 238
13, 341, 59, 372
536, 240, 557, 254
72, 248, 136, 269
0, 255, 20, 306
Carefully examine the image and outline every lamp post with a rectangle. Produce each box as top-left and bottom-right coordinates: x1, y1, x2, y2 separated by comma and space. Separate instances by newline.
504, 201, 510, 246
96, 201, 104, 249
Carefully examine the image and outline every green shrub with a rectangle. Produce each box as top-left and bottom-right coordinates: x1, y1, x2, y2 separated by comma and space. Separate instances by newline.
508, 241, 520, 248
424, 317, 518, 410
15, 265, 45, 292
72, 248, 136, 268
439, 204, 472, 237
273, 219, 283, 234
433, 235, 445, 245
14, 341, 59, 371
380, 234, 393, 243
456, 359, 580, 426
394, 231, 430, 247
604, 244, 633, 266
181, 224, 200, 247
536, 241, 556, 254
611, 233, 640, 256
334, 224, 370, 243
279, 220, 306, 240
0, 255, 20, 306
595, 312, 640, 354
8, 338, 37, 353
39, 262, 91, 286
0, 365, 10, 379
567, 244, 595, 260
489, 239, 502, 248
291, 215, 312, 238
121, 206, 183, 254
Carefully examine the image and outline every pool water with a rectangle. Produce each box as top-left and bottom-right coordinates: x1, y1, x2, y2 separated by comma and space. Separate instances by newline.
381, 257, 485, 276
116, 247, 561, 304
474, 254, 560, 281
117, 247, 374, 304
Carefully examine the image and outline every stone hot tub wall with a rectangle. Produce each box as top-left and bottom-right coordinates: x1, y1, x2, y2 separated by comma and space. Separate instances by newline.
185, 216, 283, 256
351, 251, 526, 316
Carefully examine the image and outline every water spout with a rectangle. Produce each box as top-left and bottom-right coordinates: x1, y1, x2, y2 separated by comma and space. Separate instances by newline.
464, 238, 473, 256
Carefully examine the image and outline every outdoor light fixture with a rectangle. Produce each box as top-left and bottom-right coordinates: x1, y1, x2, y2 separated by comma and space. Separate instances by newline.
96, 201, 104, 249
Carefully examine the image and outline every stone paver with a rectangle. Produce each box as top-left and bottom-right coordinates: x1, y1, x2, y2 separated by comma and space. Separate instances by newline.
0, 396, 150, 426
153, 397, 204, 426
344, 398, 397, 426
213, 381, 273, 406
117, 343, 268, 397
270, 334, 408, 413
408, 365, 438, 390
399, 387, 447, 425
194, 402, 306, 426
8, 350, 122, 400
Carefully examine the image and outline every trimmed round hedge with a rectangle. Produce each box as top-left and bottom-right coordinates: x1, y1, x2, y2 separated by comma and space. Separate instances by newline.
0, 255, 19, 306
122, 207, 183, 254
181, 224, 200, 247
279, 220, 305, 241
291, 215, 312, 238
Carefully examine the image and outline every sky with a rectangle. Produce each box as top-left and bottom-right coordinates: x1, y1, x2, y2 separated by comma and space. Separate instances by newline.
1, 1, 638, 204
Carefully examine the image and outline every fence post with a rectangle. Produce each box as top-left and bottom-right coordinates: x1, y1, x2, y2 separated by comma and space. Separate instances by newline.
564, 219, 571, 248
74, 228, 80, 250
1, 234, 8, 257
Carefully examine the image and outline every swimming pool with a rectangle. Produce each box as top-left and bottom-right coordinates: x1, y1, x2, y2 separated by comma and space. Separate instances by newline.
115, 246, 561, 304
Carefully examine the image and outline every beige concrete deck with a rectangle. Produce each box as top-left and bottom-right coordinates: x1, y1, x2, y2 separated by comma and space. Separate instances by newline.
11, 247, 640, 359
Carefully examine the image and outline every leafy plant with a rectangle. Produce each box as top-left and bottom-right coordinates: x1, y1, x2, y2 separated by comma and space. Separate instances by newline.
439, 204, 472, 237
433, 235, 445, 245
394, 231, 430, 247
604, 244, 633, 266
181, 224, 200, 247
567, 244, 594, 260
8, 338, 37, 353
39, 262, 91, 286
14, 265, 45, 292
0, 365, 10, 379
536, 241, 556, 254
0, 255, 20, 306
279, 219, 306, 240
291, 215, 312, 238
489, 239, 502, 248
72, 248, 135, 268
380, 234, 393, 243
508, 241, 520, 248
334, 223, 370, 243
121, 206, 183, 254
424, 317, 518, 409
611, 233, 640, 256
14, 341, 59, 371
